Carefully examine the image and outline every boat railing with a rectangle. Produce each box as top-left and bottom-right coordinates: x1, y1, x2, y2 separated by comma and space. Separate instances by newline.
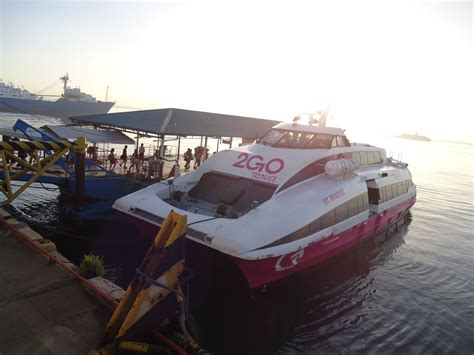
386, 157, 408, 168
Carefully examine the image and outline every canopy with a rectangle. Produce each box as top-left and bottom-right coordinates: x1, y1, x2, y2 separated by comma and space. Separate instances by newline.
71, 108, 281, 138
43, 125, 134, 144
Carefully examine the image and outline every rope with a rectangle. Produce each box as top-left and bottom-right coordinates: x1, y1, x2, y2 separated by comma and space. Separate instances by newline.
135, 269, 184, 296
35, 80, 60, 94
186, 216, 221, 227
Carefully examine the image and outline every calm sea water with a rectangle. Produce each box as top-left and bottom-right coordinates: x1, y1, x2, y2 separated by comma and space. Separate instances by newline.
1, 113, 473, 354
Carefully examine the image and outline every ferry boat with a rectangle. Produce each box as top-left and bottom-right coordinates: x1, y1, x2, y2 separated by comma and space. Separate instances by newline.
113, 114, 417, 289
0, 74, 114, 118
398, 133, 431, 142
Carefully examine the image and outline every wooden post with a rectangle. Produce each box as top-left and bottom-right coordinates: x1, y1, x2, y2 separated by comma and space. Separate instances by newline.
74, 137, 86, 211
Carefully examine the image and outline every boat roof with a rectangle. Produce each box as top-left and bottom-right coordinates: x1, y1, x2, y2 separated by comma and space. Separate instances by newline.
71, 108, 281, 138
0, 125, 134, 144
273, 122, 345, 136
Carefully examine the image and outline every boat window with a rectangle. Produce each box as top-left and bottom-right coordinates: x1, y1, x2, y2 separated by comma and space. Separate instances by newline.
336, 136, 350, 147
274, 131, 314, 148
353, 151, 384, 165
374, 151, 382, 163
373, 179, 412, 204
335, 204, 348, 223
321, 210, 336, 229
347, 198, 359, 217
187, 172, 277, 213
258, 130, 348, 150
309, 218, 322, 234
257, 129, 287, 145
306, 134, 335, 149
253, 193, 370, 250
367, 152, 375, 164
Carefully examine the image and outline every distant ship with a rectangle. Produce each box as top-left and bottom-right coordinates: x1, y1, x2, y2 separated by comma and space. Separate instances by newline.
0, 74, 114, 118
398, 133, 431, 142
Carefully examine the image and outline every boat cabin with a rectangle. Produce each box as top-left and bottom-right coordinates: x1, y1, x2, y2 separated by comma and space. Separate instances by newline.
256, 122, 350, 149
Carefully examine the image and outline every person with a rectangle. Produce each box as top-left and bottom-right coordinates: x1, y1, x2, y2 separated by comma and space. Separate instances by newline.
139, 143, 145, 164
129, 148, 140, 173
108, 148, 117, 171
120, 145, 128, 169
87, 146, 95, 159
183, 148, 193, 170
16, 148, 28, 169
194, 146, 204, 169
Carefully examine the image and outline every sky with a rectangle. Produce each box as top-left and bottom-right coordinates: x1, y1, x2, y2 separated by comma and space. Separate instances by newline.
0, 0, 472, 142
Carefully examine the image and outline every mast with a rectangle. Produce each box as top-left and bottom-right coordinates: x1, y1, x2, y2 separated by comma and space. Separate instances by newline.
59, 73, 69, 96
318, 104, 331, 127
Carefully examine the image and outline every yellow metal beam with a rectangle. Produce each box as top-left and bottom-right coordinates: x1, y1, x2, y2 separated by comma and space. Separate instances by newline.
0, 137, 87, 205
0, 139, 80, 153
102, 211, 187, 344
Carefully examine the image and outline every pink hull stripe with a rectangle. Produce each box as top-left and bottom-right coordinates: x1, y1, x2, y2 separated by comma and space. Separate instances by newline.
231, 197, 416, 289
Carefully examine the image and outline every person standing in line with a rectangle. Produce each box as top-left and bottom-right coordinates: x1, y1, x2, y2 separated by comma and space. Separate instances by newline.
183, 148, 193, 170
139, 143, 145, 165
120, 145, 128, 169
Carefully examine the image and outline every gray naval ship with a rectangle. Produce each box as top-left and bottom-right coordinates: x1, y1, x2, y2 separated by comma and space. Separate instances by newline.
0, 74, 114, 118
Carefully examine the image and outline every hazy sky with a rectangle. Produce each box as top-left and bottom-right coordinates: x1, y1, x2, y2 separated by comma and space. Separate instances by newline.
0, 0, 472, 141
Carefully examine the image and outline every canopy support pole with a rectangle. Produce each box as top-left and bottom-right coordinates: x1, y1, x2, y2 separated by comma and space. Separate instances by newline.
177, 137, 181, 160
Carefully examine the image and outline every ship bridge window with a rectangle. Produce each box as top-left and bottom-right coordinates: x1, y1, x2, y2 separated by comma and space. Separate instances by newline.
274, 131, 315, 148
257, 129, 287, 145
188, 172, 277, 212
306, 133, 334, 148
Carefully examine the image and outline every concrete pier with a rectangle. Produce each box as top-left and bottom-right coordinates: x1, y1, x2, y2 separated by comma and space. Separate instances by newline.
0, 214, 112, 354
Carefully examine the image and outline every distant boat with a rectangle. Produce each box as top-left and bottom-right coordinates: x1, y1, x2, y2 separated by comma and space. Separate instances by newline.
398, 133, 431, 142
0, 73, 114, 118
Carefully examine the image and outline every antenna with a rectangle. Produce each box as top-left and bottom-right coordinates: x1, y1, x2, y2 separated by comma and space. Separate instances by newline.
105, 86, 109, 102
59, 73, 69, 96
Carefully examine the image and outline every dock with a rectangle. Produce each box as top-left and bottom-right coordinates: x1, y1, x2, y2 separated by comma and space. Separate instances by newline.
0, 207, 202, 355
0, 209, 119, 354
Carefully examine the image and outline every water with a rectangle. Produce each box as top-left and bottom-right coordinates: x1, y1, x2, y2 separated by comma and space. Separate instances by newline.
1, 113, 473, 354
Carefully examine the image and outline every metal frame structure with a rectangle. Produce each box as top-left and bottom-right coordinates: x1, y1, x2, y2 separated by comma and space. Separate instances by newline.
0, 137, 86, 205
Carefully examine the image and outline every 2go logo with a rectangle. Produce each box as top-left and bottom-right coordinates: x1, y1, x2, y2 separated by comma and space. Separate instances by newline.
232, 153, 285, 174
